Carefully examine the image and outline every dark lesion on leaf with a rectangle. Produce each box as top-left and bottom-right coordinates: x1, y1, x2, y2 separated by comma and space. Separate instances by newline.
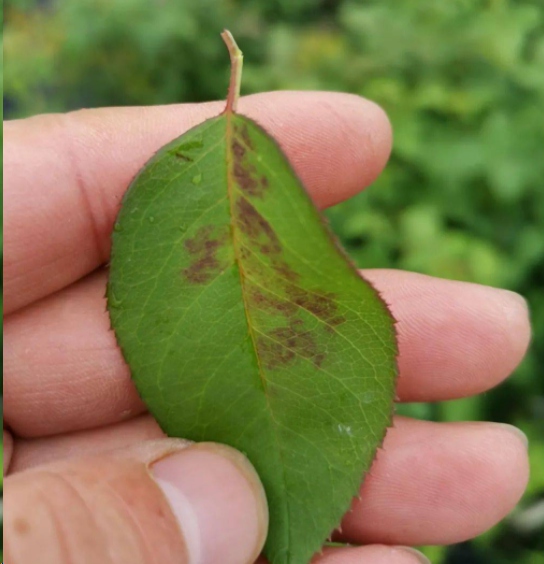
182, 225, 228, 284
232, 139, 246, 160
231, 127, 269, 198
273, 261, 300, 282
228, 125, 346, 370
235, 192, 345, 325
285, 285, 346, 327
247, 285, 297, 317
246, 280, 344, 371
246, 274, 346, 369
235, 197, 281, 254
233, 161, 262, 196
234, 123, 255, 151
258, 319, 325, 370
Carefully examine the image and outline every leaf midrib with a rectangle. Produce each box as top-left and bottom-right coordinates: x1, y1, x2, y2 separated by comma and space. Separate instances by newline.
224, 112, 291, 558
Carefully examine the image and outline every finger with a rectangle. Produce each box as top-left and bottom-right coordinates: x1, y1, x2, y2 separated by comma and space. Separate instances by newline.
312, 546, 430, 564
9, 415, 529, 547
9, 415, 164, 473
4, 270, 146, 437
336, 417, 528, 546
362, 269, 531, 401
4, 91, 391, 314
4, 269, 530, 437
256, 545, 430, 563
4, 439, 267, 564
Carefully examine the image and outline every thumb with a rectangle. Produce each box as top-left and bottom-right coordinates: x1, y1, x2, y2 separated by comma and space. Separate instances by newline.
4, 439, 268, 564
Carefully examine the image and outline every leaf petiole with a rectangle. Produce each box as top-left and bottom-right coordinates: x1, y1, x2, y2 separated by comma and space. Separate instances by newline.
221, 29, 243, 114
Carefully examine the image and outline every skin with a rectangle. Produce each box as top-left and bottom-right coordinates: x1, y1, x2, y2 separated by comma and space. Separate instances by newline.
3, 91, 531, 564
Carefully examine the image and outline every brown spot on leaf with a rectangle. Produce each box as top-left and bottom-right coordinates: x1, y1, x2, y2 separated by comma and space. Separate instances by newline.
273, 261, 300, 283
286, 285, 346, 326
258, 321, 324, 370
258, 334, 295, 369
233, 198, 299, 282
233, 161, 261, 196
247, 283, 343, 370
235, 198, 281, 254
239, 246, 251, 261
183, 225, 227, 284
236, 123, 255, 150
247, 285, 297, 316
232, 139, 246, 160
228, 153, 343, 370
231, 131, 268, 198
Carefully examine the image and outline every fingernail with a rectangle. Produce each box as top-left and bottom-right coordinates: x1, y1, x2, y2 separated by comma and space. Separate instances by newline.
151, 443, 268, 564
494, 423, 529, 449
397, 546, 431, 564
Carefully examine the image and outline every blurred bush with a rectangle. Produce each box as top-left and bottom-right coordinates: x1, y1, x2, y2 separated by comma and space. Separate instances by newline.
4, 0, 544, 562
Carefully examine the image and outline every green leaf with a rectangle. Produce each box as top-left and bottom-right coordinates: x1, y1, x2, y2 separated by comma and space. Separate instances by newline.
108, 32, 397, 564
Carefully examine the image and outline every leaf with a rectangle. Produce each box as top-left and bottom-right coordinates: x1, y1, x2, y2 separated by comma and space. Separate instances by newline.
108, 31, 397, 564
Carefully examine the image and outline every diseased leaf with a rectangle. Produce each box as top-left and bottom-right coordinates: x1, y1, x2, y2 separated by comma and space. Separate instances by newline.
108, 31, 397, 564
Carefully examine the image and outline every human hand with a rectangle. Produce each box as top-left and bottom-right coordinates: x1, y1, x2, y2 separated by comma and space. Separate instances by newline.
4, 93, 530, 564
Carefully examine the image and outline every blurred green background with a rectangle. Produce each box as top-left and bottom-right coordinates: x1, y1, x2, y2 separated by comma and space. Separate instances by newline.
3, 0, 544, 562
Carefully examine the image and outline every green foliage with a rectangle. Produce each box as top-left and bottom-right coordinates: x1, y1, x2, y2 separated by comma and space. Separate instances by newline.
108, 105, 397, 564
4, 0, 544, 562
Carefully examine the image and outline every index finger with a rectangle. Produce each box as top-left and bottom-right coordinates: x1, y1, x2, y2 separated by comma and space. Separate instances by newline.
3, 91, 392, 314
